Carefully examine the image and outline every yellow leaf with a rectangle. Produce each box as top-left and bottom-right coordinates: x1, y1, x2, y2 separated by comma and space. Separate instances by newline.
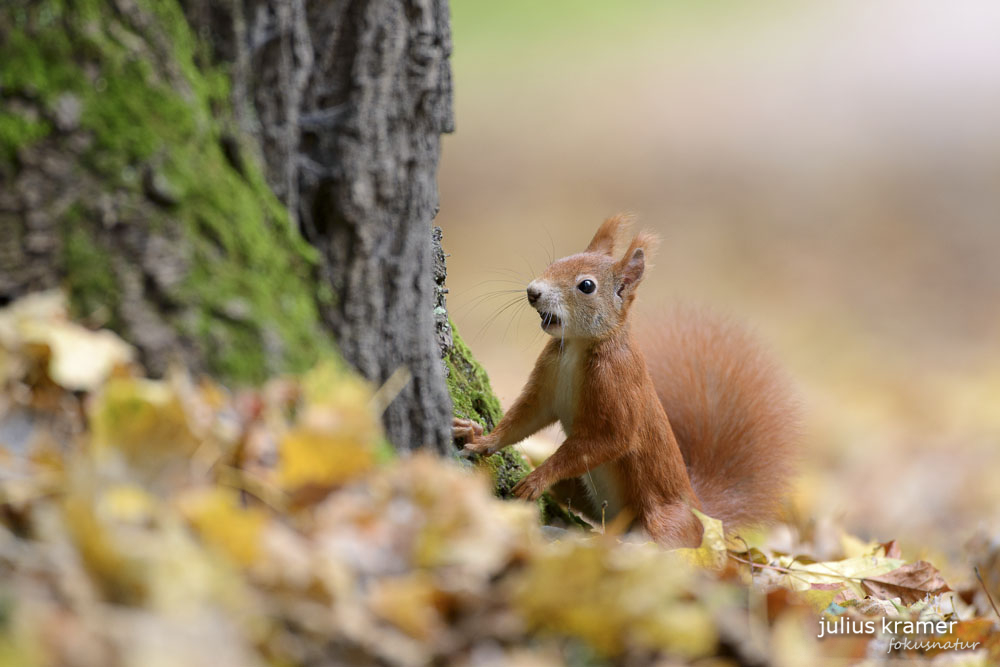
772, 554, 905, 598
798, 587, 839, 612
514, 540, 706, 657
278, 428, 375, 492
634, 602, 716, 657
177, 487, 267, 567
300, 360, 372, 414
368, 573, 444, 640
89, 377, 200, 470
62, 490, 148, 605
100, 484, 158, 523
840, 531, 879, 559
672, 508, 727, 569
276, 362, 382, 500
0, 290, 133, 391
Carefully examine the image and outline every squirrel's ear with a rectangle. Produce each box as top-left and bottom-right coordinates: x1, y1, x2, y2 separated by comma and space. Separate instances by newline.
616, 247, 645, 297
615, 231, 658, 298
586, 213, 632, 255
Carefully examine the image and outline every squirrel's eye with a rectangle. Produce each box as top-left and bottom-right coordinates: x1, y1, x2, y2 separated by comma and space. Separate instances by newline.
577, 279, 596, 294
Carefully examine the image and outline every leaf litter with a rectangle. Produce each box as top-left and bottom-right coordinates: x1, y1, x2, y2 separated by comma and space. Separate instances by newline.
0, 291, 997, 666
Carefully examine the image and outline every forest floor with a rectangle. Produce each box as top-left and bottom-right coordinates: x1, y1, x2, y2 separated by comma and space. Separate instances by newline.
1, 292, 998, 666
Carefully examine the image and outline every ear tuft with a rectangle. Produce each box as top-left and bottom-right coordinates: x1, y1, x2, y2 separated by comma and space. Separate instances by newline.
585, 213, 633, 255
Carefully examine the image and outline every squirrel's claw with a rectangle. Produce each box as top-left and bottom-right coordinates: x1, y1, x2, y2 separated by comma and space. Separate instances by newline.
511, 470, 547, 501
453, 417, 494, 456
462, 439, 494, 456
452, 417, 484, 443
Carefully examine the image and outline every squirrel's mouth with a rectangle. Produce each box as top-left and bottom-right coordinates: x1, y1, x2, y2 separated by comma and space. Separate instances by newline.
538, 311, 562, 329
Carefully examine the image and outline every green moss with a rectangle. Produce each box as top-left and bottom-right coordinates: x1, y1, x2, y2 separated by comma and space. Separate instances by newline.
2, 0, 335, 384
0, 111, 49, 164
62, 214, 121, 326
81, 59, 199, 164
445, 322, 503, 429
445, 322, 528, 492
0, 25, 79, 101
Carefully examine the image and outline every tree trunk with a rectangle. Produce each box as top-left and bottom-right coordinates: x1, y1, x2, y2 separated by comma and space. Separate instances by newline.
183, 0, 456, 452
1, 0, 336, 384
1, 0, 456, 453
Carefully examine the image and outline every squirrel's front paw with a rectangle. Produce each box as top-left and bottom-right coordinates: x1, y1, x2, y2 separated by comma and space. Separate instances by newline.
452, 417, 484, 443
511, 469, 548, 501
453, 417, 494, 456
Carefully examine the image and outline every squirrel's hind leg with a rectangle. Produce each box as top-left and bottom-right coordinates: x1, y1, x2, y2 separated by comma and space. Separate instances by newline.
640, 502, 704, 549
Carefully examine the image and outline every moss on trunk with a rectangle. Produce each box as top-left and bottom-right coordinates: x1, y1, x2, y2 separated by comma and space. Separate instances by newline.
1, 0, 335, 383
443, 321, 526, 493
443, 321, 586, 530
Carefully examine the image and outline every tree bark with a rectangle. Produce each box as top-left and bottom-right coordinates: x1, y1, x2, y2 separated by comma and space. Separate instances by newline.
0, 0, 336, 383
185, 0, 456, 452
1, 0, 456, 453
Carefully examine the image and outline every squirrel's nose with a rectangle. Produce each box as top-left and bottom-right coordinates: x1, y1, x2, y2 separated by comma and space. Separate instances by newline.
526, 286, 541, 305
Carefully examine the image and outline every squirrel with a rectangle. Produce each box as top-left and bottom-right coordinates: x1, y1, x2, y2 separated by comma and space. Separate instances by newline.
453, 214, 800, 548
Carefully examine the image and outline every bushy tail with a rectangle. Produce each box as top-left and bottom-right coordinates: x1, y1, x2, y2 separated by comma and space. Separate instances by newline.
638, 305, 801, 529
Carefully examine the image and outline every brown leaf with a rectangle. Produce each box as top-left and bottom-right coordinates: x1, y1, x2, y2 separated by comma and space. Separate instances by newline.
878, 539, 901, 559
860, 560, 950, 604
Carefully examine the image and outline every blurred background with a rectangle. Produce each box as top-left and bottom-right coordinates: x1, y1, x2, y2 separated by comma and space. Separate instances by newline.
438, 0, 1000, 568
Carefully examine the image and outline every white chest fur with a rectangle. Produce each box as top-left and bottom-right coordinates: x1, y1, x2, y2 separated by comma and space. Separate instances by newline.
552, 342, 584, 435
551, 342, 625, 518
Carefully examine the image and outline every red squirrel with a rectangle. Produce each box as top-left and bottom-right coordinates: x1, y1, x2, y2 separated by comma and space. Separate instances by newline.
453, 215, 799, 547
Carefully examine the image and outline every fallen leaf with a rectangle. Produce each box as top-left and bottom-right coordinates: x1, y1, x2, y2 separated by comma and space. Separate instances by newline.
177, 487, 268, 567
771, 555, 905, 599
846, 597, 897, 616
368, 573, 446, 641
879, 540, 902, 559
860, 560, 951, 605
89, 377, 200, 476
62, 490, 149, 605
0, 290, 134, 391
514, 540, 711, 657
41, 324, 134, 392
278, 427, 375, 497
672, 508, 727, 569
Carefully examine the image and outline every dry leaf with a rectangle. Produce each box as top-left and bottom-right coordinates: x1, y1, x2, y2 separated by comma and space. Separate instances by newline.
368, 573, 446, 641
89, 377, 200, 473
278, 427, 375, 496
0, 290, 134, 391
860, 560, 951, 605
177, 487, 268, 567
771, 554, 905, 599
879, 540, 902, 559
672, 508, 727, 569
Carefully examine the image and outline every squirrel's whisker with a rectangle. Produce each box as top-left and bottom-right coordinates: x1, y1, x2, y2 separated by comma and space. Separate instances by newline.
475, 295, 526, 341
487, 267, 532, 283
502, 300, 530, 343
542, 226, 557, 265
454, 289, 525, 316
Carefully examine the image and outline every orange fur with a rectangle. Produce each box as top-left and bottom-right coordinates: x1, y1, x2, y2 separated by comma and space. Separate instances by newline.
455, 216, 800, 548
637, 306, 800, 529
584, 213, 632, 255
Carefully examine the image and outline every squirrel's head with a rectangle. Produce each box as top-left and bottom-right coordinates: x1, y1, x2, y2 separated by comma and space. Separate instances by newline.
526, 215, 658, 339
